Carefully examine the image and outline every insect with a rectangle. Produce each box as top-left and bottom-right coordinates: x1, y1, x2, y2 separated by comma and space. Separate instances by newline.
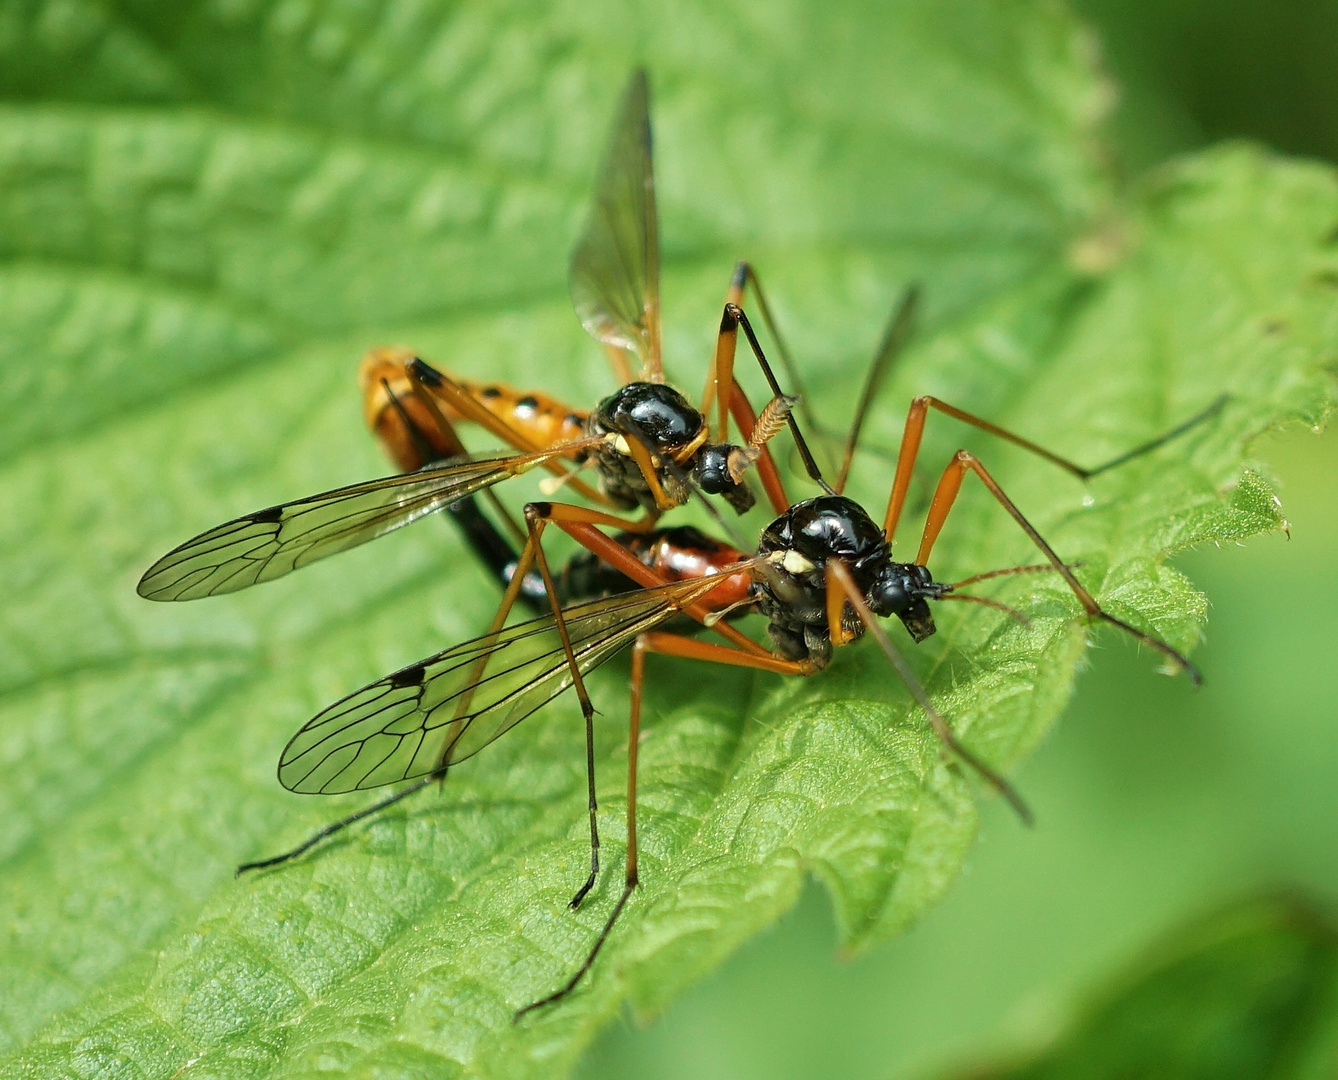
362, 341, 756, 613
236, 277, 1225, 1018
134, 67, 1228, 1016
136, 70, 811, 607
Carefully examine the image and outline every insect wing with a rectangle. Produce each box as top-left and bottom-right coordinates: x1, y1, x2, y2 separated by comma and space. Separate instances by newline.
276, 571, 751, 794
569, 69, 661, 373
137, 448, 566, 601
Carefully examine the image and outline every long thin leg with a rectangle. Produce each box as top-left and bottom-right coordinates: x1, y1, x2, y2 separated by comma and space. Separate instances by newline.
717, 269, 924, 488
512, 634, 647, 1022
1080, 394, 1228, 476
695, 300, 793, 515
706, 301, 741, 445
485, 499, 700, 907
836, 287, 920, 495
698, 263, 844, 513
522, 505, 605, 910
726, 262, 820, 448
407, 358, 611, 507
514, 628, 811, 1019
706, 262, 817, 455
824, 561, 1033, 823
729, 305, 833, 496
238, 500, 661, 877
237, 773, 441, 874
882, 395, 1227, 542
917, 450, 1201, 683
446, 500, 666, 908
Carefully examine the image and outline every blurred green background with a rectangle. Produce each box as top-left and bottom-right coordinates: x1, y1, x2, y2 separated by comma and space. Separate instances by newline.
579, 2, 1338, 1077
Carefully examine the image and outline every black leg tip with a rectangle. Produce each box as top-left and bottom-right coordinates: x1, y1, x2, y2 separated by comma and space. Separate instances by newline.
513, 997, 551, 1024
569, 876, 596, 910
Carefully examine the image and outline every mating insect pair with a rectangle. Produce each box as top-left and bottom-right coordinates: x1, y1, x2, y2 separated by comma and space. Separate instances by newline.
137, 70, 1223, 1017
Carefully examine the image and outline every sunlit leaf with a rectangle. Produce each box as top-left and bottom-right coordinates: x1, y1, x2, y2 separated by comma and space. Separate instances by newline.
0, 2, 1334, 1078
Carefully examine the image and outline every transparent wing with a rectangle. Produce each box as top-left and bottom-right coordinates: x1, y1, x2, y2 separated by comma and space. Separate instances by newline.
137, 446, 575, 602
276, 568, 759, 794
569, 68, 661, 375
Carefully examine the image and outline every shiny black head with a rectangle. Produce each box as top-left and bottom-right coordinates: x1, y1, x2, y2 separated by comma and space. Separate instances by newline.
591, 382, 703, 451
690, 442, 756, 514
866, 562, 938, 642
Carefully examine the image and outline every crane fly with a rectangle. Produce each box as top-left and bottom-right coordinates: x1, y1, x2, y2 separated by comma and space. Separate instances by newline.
132, 62, 1231, 1020
231, 277, 1226, 1019
137, 69, 816, 605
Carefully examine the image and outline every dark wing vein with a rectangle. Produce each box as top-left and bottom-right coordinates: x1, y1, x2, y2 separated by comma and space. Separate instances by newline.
568, 68, 660, 368
276, 569, 759, 794
138, 447, 565, 601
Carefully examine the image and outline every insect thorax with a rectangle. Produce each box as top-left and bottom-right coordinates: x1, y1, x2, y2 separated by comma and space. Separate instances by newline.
585, 382, 760, 513
752, 495, 941, 664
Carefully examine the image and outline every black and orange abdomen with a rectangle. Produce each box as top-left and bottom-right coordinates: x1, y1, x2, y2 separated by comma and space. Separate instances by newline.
560, 526, 751, 613
359, 347, 588, 471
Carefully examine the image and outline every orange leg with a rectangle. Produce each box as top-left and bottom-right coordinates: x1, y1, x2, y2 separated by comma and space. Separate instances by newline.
406, 359, 611, 507
699, 262, 850, 515
461, 499, 667, 909
514, 620, 812, 1019
701, 261, 799, 438
700, 298, 833, 511
726, 381, 791, 515
237, 498, 674, 880
916, 450, 1201, 683
706, 303, 741, 445
881, 394, 1227, 543
695, 301, 792, 514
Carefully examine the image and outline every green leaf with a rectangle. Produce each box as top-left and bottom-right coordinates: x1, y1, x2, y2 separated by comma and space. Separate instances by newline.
0, 2, 1334, 1078
939, 895, 1338, 1080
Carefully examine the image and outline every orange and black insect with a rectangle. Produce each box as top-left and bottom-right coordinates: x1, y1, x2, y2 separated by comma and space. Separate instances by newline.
136, 70, 810, 607
136, 70, 1228, 1018
229, 279, 1226, 1018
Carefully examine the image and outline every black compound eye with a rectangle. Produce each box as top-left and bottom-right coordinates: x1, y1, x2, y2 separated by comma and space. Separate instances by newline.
692, 445, 735, 494
868, 572, 909, 616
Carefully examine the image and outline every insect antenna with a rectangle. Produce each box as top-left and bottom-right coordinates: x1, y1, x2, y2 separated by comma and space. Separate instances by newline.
946, 561, 1082, 590
936, 591, 1031, 626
